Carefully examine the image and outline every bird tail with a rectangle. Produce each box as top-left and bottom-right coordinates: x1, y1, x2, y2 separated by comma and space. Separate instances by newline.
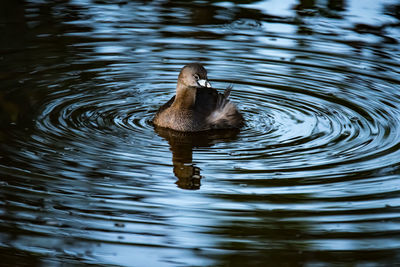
207, 85, 239, 127
216, 84, 232, 109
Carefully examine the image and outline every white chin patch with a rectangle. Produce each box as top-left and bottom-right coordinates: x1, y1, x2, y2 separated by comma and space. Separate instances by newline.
198, 79, 211, 88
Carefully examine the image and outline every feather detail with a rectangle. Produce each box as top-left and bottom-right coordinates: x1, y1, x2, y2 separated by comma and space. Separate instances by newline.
215, 85, 232, 110
206, 85, 241, 128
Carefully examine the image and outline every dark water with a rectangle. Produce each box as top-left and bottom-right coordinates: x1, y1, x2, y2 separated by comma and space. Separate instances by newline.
1, 0, 400, 265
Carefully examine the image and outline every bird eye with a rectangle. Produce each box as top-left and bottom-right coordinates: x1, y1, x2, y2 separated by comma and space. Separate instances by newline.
194, 74, 199, 80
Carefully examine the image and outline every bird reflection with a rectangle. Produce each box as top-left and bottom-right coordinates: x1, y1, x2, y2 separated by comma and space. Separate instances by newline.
154, 126, 240, 190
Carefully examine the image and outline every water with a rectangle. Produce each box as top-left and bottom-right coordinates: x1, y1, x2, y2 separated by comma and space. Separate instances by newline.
1, 0, 400, 265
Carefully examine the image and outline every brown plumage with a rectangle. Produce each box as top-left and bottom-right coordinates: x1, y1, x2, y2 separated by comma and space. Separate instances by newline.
153, 63, 244, 132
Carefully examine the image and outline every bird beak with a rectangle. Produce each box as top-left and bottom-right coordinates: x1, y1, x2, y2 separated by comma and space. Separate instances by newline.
198, 79, 211, 88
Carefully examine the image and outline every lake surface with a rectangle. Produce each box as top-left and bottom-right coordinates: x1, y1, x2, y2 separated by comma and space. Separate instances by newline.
1, 0, 400, 265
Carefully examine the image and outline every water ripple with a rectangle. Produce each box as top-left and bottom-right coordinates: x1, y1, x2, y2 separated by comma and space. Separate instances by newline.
1, 0, 400, 265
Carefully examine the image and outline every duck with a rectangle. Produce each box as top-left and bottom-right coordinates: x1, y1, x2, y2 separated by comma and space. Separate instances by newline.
153, 63, 243, 132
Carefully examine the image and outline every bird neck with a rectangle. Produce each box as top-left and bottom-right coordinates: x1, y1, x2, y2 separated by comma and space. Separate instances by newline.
173, 84, 197, 109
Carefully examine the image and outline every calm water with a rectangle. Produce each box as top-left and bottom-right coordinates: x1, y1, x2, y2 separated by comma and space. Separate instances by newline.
1, 0, 400, 265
